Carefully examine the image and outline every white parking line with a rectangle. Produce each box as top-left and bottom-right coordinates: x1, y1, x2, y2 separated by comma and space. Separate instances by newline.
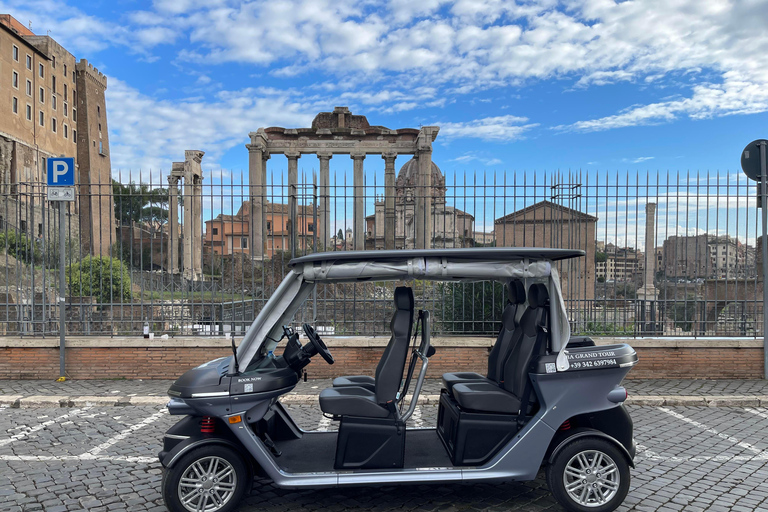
82, 409, 167, 459
0, 453, 157, 464
0, 408, 90, 447
316, 415, 332, 432
745, 408, 768, 421
411, 406, 424, 428
658, 407, 765, 455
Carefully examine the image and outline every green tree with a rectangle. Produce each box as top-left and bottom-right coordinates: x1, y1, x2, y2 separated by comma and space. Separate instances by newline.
112, 180, 172, 230
595, 251, 607, 263
66, 256, 132, 305
439, 281, 506, 334
0, 231, 41, 264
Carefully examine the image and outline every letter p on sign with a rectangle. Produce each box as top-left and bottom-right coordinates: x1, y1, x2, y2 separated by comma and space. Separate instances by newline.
47, 157, 75, 186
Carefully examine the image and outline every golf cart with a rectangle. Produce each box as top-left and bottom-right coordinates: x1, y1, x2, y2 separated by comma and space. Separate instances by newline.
159, 248, 638, 512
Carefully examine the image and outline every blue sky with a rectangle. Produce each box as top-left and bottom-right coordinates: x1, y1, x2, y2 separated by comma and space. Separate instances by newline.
4, 0, 768, 243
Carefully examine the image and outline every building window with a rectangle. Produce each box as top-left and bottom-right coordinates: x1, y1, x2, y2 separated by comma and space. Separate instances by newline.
97, 105, 101, 118
99, 123, 102, 132
38, 223, 42, 236
26, 80, 32, 96
73, 90, 77, 104
308, 223, 314, 233
64, 84, 68, 101
72, 70, 75, 82
52, 76, 56, 94
12, 71, 18, 88
72, 129, 76, 141
241, 237, 248, 249
267, 221, 272, 231
20, 220, 26, 232
39, 87, 44, 103
12, 97, 18, 114
64, 124, 68, 139
64, 103, 68, 116
39, 111, 44, 126
39, 63, 44, 78
72, 108, 77, 122
52, 118, 57, 133
99, 140, 104, 154
26, 104, 32, 121
52, 56, 56, 69
12, 45, 19, 61
64, 64, 67, 76
52, 95, 57, 110
212, 228, 218, 235
26, 54, 32, 70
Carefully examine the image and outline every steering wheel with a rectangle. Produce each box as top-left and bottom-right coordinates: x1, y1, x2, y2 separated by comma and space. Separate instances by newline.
302, 323, 335, 365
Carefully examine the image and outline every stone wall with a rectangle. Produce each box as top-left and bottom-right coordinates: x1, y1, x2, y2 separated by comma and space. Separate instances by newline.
0, 336, 762, 380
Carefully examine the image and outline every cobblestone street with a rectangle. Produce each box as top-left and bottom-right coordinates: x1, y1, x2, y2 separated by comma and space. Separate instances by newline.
2, 403, 768, 511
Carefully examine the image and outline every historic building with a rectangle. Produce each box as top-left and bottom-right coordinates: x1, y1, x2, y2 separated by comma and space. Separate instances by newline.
365, 158, 475, 249
0, 14, 114, 256
494, 200, 597, 301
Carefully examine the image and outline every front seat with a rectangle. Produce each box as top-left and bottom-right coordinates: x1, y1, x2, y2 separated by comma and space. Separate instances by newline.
331, 286, 415, 391
318, 287, 414, 418
451, 283, 550, 415
441, 279, 526, 393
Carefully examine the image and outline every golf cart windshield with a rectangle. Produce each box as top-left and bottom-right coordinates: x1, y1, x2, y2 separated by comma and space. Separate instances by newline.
235, 248, 582, 372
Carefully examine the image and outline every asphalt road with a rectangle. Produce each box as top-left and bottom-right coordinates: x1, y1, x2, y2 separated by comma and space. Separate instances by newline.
2, 404, 768, 512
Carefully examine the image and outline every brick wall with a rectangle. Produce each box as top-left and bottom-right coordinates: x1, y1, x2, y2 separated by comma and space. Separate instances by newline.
0, 340, 763, 380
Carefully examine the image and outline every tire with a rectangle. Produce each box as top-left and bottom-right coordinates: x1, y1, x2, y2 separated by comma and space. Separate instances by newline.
546, 437, 630, 512
162, 445, 250, 512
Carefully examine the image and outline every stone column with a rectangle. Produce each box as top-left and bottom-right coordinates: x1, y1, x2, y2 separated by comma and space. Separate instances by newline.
382, 152, 397, 250
415, 127, 439, 249
192, 175, 204, 279
247, 130, 268, 259
351, 151, 366, 251
167, 175, 180, 274
637, 202, 658, 333
182, 170, 194, 280
285, 151, 300, 255
317, 152, 332, 252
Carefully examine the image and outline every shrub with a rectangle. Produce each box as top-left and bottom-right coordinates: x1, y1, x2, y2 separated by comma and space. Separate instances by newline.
438, 281, 506, 334
0, 231, 41, 264
66, 256, 132, 305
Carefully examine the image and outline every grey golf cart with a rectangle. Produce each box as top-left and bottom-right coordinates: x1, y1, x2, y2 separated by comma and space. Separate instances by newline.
159, 248, 638, 512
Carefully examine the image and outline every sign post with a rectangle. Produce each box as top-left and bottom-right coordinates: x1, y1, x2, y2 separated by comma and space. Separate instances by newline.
741, 140, 768, 379
46, 157, 75, 380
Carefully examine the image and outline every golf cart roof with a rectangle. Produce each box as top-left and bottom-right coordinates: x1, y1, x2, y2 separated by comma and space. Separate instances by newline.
289, 248, 585, 267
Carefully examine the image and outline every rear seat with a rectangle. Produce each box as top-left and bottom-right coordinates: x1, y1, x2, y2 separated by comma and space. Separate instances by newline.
450, 283, 550, 415
441, 279, 526, 393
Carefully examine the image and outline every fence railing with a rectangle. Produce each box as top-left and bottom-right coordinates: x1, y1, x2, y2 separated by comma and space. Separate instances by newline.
0, 169, 762, 337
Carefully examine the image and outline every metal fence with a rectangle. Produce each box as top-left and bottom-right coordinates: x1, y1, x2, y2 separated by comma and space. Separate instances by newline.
0, 168, 762, 338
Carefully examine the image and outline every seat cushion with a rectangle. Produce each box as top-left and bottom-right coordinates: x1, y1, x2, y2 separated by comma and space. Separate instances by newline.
441, 372, 489, 393
333, 375, 376, 391
452, 382, 521, 414
318, 386, 390, 418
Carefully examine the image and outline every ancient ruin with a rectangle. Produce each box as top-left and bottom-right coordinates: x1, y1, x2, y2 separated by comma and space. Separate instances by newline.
247, 107, 439, 255
168, 150, 204, 280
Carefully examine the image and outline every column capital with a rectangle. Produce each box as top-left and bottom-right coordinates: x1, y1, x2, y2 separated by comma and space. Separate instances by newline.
382, 151, 397, 161
168, 175, 180, 186
646, 202, 657, 214
317, 151, 333, 160
285, 151, 301, 160
350, 151, 366, 161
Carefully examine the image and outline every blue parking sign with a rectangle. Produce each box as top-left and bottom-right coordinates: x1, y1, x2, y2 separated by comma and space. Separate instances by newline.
47, 157, 75, 186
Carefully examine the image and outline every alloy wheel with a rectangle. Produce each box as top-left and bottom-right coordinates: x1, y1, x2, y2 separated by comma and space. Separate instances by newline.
562, 449, 620, 507
177, 455, 238, 512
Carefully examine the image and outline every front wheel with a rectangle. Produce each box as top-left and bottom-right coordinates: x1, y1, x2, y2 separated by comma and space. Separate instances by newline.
162, 445, 250, 512
546, 437, 630, 512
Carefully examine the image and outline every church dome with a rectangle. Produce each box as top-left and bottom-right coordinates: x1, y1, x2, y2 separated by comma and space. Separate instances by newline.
395, 157, 446, 202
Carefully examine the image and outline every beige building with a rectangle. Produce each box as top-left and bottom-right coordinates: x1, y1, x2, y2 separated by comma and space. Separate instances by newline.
663, 234, 748, 279
596, 246, 645, 283
0, 14, 114, 255
494, 201, 597, 301
365, 158, 474, 249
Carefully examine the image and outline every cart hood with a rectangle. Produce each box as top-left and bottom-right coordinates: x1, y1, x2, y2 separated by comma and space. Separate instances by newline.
236, 249, 579, 371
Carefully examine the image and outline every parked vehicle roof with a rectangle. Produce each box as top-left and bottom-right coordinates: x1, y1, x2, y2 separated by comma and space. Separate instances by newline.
289, 248, 585, 267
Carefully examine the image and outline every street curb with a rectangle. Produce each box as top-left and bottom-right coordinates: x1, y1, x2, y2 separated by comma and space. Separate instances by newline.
2, 394, 768, 408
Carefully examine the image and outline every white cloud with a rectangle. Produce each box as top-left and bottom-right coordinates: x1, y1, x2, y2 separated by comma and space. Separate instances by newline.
626, 157, 655, 164
438, 115, 538, 142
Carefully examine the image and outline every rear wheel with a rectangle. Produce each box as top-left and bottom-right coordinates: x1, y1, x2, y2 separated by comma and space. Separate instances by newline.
546, 437, 630, 512
162, 445, 249, 512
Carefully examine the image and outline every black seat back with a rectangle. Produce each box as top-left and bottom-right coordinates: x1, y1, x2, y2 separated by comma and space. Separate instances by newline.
375, 287, 415, 405
486, 279, 526, 382
501, 283, 550, 398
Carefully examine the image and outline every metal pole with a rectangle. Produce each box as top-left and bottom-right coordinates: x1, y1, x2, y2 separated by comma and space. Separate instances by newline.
760, 140, 768, 379
59, 202, 66, 378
